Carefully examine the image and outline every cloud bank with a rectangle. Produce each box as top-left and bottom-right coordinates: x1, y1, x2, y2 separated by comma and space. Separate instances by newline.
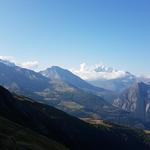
71, 63, 129, 80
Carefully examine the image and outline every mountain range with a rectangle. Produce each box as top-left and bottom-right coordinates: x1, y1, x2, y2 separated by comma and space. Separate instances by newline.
0, 60, 118, 120
0, 85, 149, 150
0, 60, 150, 129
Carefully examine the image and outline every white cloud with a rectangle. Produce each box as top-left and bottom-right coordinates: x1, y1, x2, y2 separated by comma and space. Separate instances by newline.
21, 61, 39, 70
71, 63, 129, 80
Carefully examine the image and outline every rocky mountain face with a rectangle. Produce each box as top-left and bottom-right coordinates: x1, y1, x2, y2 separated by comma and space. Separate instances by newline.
113, 82, 150, 122
0, 86, 149, 150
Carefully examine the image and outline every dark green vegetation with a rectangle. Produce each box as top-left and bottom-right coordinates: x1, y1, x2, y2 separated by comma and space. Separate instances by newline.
0, 86, 149, 150
0, 116, 68, 150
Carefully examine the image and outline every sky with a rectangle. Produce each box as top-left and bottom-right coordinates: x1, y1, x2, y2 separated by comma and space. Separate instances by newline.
0, 0, 150, 75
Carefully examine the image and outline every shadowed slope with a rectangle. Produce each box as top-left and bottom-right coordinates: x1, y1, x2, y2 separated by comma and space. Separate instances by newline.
0, 86, 149, 150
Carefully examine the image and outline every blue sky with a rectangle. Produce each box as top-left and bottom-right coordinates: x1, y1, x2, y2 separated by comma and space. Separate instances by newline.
0, 0, 150, 75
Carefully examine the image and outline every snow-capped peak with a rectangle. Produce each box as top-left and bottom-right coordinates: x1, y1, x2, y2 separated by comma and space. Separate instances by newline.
71, 63, 134, 81
94, 64, 115, 73
0, 59, 16, 67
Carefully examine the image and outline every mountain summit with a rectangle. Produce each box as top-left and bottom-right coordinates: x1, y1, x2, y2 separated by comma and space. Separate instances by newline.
40, 66, 110, 94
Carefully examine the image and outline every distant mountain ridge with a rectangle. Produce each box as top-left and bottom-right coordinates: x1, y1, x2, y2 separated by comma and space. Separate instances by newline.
0, 61, 50, 95
89, 73, 136, 92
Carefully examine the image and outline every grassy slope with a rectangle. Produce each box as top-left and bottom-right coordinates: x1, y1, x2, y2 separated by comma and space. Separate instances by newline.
0, 116, 68, 150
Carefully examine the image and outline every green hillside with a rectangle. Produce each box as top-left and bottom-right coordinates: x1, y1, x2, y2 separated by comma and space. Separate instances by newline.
0, 116, 68, 150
